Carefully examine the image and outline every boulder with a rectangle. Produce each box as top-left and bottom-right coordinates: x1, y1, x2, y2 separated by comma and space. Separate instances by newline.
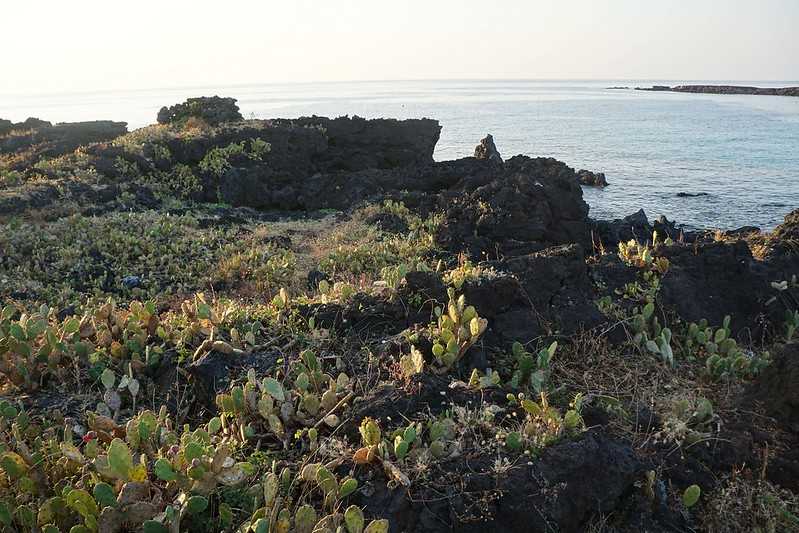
437, 156, 591, 259
440, 245, 605, 349
750, 342, 799, 433
290, 115, 441, 170
576, 168, 608, 187
157, 96, 243, 126
473, 134, 502, 163
498, 244, 604, 336
658, 241, 768, 334
361, 429, 642, 533
590, 209, 682, 249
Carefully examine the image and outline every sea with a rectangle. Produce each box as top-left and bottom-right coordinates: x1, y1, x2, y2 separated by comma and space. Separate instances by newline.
1, 79, 798, 230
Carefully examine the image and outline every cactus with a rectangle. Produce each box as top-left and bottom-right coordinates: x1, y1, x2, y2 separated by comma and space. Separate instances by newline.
430, 289, 488, 372
683, 315, 768, 380
785, 309, 798, 341
682, 484, 701, 508
503, 392, 584, 452
646, 327, 674, 366
509, 341, 557, 393
398, 346, 425, 379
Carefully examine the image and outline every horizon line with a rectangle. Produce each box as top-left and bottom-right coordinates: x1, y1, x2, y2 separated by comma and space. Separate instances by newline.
3, 77, 799, 99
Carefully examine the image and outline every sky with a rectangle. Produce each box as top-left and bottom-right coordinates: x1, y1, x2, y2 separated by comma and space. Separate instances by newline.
2, 0, 798, 94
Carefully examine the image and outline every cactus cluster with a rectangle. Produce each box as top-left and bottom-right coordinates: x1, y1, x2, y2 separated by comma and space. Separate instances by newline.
0, 374, 386, 533
429, 289, 488, 372
355, 418, 418, 466
237, 464, 384, 533
215, 351, 353, 446
442, 255, 496, 290
0, 298, 169, 392
683, 316, 768, 379
617, 231, 672, 270
0, 399, 254, 532
317, 280, 356, 304
508, 341, 557, 393
504, 392, 584, 452
630, 302, 674, 366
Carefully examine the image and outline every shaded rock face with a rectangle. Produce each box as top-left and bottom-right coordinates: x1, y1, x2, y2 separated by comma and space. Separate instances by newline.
361, 430, 641, 533
473, 134, 502, 163
773, 209, 799, 242
0, 120, 128, 168
156, 96, 243, 126
289, 115, 441, 171
400, 245, 604, 350
750, 343, 799, 433
498, 244, 605, 336
436, 156, 591, 259
765, 208, 799, 270
576, 168, 608, 187
463, 244, 602, 346
590, 209, 681, 249
659, 241, 767, 334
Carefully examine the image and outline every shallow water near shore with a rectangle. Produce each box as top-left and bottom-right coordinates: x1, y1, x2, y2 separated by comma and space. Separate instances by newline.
2, 79, 798, 230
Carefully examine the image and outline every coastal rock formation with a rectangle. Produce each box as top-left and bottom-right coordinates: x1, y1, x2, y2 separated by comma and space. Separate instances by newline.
482, 244, 604, 344
751, 342, 799, 433
397, 246, 605, 353
156, 96, 243, 126
436, 156, 591, 258
1, 101, 798, 533
676, 191, 709, 197
590, 209, 681, 248
361, 430, 642, 532
287, 115, 441, 170
658, 241, 767, 334
473, 134, 502, 163
576, 168, 608, 187
0, 120, 128, 168
637, 85, 799, 97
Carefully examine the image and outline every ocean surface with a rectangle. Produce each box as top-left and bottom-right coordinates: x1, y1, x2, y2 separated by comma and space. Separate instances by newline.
2, 80, 798, 230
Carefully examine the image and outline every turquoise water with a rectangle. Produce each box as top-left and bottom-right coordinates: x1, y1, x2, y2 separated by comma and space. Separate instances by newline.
2, 80, 798, 229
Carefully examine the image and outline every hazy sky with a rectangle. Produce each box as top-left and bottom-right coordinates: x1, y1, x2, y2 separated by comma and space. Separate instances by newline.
3, 0, 797, 94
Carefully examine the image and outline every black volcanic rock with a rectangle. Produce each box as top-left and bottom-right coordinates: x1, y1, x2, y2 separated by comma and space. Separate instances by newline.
576, 168, 608, 187
472, 244, 605, 345
0, 120, 128, 168
473, 134, 502, 163
750, 342, 799, 433
590, 209, 681, 249
436, 155, 591, 258
157, 96, 243, 126
637, 85, 799, 96
658, 241, 768, 334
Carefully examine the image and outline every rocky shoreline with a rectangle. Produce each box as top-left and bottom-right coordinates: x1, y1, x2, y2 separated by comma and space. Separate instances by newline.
636, 84, 799, 96
0, 97, 797, 532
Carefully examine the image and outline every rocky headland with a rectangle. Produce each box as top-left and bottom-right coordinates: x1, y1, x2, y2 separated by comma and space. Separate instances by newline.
0, 96, 797, 532
636, 84, 799, 96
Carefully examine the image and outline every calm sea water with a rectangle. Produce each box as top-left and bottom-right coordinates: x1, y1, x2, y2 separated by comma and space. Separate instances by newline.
2, 80, 798, 230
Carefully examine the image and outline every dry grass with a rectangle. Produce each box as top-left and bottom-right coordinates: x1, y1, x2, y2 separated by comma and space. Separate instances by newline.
702, 474, 799, 533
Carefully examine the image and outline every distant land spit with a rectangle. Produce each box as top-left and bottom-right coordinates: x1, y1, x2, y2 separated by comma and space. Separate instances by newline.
635, 85, 799, 96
